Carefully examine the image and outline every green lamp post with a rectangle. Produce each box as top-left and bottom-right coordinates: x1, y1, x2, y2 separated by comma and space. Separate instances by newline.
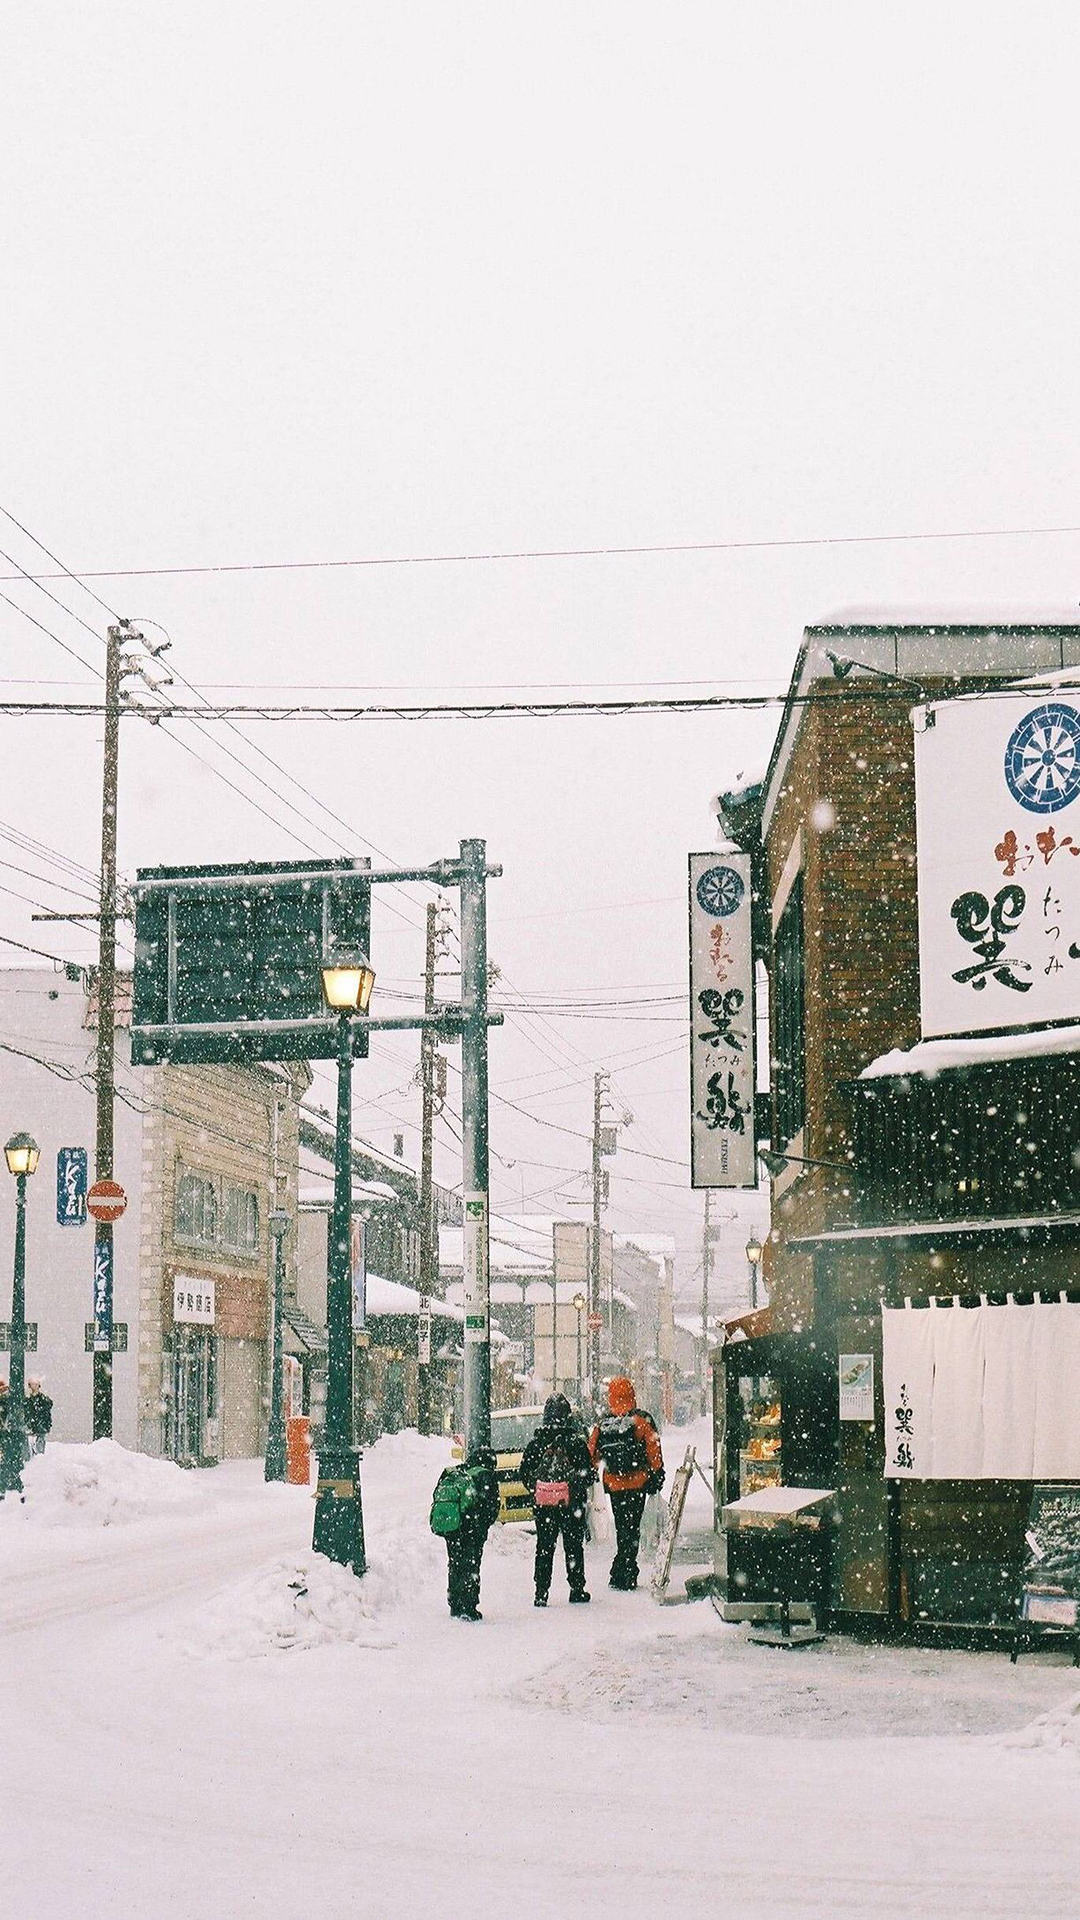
312, 949, 375, 1574
2, 1132, 40, 1496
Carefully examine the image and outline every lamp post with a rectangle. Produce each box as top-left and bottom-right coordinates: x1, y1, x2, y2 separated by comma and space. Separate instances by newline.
572, 1292, 586, 1409
2, 1132, 40, 1496
313, 949, 375, 1574
264, 1208, 290, 1482
745, 1232, 763, 1310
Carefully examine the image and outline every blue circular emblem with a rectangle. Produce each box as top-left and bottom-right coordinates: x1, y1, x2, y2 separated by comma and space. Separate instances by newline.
1004, 701, 1080, 814
695, 864, 745, 918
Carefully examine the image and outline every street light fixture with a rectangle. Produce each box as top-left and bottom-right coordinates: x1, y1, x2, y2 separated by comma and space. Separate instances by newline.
264, 1208, 290, 1483
745, 1232, 763, 1310
2, 1132, 39, 1495
313, 949, 375, 1574
572, 1292, 586, 1408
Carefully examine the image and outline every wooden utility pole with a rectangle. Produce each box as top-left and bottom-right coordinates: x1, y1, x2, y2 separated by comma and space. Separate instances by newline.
91, 622, 128, 1437
589, 1070, 608, 1406
417, 901, 438, 1433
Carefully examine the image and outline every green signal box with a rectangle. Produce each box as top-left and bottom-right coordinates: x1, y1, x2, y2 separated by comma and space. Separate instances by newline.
130, 858, 371, 1066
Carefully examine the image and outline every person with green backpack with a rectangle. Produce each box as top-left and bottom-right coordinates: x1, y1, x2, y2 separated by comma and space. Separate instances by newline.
429, 1445, 501, 1620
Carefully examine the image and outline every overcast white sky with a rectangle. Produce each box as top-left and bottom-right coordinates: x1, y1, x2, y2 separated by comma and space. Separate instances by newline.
4, 4, 1080, 1305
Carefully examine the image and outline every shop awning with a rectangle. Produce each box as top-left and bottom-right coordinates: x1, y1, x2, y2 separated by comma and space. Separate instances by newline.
283, 1306, 327, 1356
720, 1305, 773, 1343
789, 1211, 1080, 1252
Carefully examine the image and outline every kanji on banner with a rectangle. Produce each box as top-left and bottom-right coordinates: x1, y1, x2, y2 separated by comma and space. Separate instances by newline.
688, 851, 756, 1188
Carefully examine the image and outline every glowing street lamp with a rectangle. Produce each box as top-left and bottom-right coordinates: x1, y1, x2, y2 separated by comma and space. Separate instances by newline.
2, 1132, 40, 1495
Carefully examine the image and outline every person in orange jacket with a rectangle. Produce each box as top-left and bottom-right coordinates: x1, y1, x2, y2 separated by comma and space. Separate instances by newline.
589, 1376, 664, 1590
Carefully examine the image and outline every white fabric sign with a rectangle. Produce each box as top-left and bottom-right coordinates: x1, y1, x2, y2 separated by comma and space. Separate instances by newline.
916, 691, 1080, 1037
689, 851, 756, 1189
173, 1274, 215, 1326
883, 1298, 1080, 1478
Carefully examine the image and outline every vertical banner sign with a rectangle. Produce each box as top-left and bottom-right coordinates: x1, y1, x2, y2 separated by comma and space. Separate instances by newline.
916, 692, 1080, 1037
463, 1192, 489, 1341
56, 1147, 88, 1226
689, 851, 757, 1188
350, 1218, 367, 1332
417, 1307, 432, 1367
93, 1238, 113, 1353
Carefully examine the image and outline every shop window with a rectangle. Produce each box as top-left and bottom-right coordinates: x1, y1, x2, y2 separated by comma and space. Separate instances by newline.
773, 873, 806, 1149
175, 1170, 217, 1248
737, 1372, 782, 1496
222, 1183, 260, 1255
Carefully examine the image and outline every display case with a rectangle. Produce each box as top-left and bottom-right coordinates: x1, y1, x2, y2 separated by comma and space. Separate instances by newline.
738, 1372, 782, 1496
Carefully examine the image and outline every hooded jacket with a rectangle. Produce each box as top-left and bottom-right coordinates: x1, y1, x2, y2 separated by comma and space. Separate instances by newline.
589, 1377, 664, 1493
519, 1395, 594, 1517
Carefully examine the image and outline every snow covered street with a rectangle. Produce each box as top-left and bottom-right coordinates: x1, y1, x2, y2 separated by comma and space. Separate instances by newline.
3, 1431, 1079, 1920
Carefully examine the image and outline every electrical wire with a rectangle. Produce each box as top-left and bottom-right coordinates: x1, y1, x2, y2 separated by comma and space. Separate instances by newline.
3, 516, 1080, 583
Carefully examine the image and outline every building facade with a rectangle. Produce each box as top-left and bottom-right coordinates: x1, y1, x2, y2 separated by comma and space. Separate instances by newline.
715, 620, 1080, 1627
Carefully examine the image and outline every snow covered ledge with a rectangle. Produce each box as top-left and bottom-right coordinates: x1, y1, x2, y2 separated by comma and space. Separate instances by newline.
860, 1023, 1080, 1081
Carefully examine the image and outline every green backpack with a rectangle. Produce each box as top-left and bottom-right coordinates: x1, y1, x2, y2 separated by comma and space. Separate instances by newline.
429, 1464, 482, 1537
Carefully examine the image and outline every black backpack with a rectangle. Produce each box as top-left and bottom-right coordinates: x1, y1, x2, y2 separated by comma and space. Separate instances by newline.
598, 1412, 648, 1477
535, 1433, 575, 1484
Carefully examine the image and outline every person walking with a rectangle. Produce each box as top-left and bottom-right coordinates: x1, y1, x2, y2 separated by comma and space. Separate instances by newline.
429, 1445, 500, 1621
589, 1377, 664, 1590
25, 1380, 53, 1456
519, 1393, 593, 1607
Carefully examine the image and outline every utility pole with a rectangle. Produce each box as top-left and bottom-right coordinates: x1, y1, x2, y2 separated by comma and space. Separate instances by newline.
91, 623, 128, 1438
700, 1189, 712, 1417
589, 1069, 609, 1409
460, 839, 492, 1457
417, 902, 438, 1434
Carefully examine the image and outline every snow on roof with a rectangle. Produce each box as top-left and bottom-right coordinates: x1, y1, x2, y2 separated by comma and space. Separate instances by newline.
440, 1218, 552, 1275
812, 606, 1080, 629
363, 1273, 462, 1321
617, 1232, 676, 1260
299, 1174, 402, 1207
860, 1025, 1080, 1080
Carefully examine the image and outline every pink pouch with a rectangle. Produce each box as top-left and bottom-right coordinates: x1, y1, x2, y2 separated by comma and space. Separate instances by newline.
535, 1480, 570, 1507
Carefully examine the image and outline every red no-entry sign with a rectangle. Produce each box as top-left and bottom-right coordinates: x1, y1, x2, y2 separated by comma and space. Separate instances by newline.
87, 1180, 127, 1223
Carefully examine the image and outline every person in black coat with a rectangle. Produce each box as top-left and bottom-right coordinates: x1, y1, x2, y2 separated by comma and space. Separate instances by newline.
25, 1380, 53, 1456
444, 1446, 501, 1621
519, 1394, 594, 1606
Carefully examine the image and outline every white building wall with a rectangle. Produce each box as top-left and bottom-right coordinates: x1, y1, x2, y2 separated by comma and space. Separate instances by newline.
0, 969, 142, 1446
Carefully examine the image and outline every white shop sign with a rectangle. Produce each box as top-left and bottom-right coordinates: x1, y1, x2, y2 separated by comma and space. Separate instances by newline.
916, 691, 1080, 1037
173, 1274, 216, 1326
688, 851, 756, 1189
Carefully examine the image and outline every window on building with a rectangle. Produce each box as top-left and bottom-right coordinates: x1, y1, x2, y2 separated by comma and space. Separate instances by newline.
222, 1183, 260, 1254
773, 872, 806, 1149
175, 1170, 217, 1247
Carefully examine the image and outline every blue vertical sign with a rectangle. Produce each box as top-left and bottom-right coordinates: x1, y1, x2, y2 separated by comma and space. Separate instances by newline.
93, 1237, 113, 1352
57, 1147, 88, 1226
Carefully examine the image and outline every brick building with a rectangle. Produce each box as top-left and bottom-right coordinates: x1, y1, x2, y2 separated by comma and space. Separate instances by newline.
714, 619, 1080, 1628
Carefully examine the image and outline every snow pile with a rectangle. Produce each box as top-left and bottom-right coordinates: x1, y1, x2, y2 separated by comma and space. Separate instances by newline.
0, 1440, 206, 1529
1005, 1690, 1080, 1759
182, 1551, 393, 1658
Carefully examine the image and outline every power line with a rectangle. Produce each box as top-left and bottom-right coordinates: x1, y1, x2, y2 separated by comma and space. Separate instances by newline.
3, 517, 1080, 584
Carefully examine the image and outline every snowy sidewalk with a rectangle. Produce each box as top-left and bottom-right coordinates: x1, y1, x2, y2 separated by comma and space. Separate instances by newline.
3, 1431, 1079, 1919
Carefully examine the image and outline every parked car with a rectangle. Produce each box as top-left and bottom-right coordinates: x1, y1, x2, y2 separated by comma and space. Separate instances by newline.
452, 1405, 546, 1523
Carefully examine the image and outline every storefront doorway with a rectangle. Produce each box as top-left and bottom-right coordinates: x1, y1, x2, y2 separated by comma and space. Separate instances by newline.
168, 1327, 217, 1466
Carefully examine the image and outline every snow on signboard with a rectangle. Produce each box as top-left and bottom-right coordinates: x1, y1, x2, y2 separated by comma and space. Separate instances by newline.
688, 851, 756, 1189
916, 691, 1080, 1037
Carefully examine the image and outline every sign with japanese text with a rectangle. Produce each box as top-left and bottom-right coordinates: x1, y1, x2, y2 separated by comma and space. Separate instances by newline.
916, 693, 1080, 1036
689, 851, 756, 1188
172, 1275, 216, 1325
93, 1238, 113, 1352
462, 1191, 489, 1341
56, 1147, 88, 1227
839, 1354, 874, 1422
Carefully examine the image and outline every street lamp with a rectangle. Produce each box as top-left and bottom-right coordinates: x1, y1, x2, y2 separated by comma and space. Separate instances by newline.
264, 1208, 290, 1483
572, 1292, 586, 1408
313, 949, 375, 1574
2, 1132, 40, 1496
745, 1232, 763, 1310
